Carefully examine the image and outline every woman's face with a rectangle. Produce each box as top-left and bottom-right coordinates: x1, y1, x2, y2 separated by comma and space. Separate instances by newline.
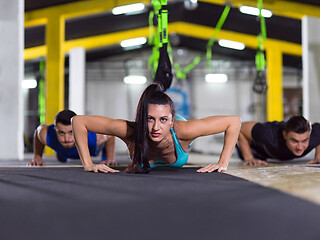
147, 104, 173, 142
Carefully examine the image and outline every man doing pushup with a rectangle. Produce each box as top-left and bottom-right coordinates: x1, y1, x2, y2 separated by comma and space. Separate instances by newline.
237, 116, 320, 166
29, 110, 116, 166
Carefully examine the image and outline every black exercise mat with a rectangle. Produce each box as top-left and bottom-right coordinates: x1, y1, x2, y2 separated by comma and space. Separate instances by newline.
0, 167, 319, 240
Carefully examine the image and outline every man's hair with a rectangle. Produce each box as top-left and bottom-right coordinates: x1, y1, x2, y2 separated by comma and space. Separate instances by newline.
284, 115, 311, 134
54, 110, 77, 125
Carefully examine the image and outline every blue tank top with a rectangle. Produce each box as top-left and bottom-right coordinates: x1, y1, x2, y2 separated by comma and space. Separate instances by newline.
46, 124, 99, 159
150, 114, 192, 168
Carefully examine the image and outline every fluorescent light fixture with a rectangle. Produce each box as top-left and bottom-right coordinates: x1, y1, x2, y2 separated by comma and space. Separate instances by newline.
218, 39, 245, 50
112, 3, 145, 15
124, 75, 147, 85
239, 6, 272, 18
205, 74, 228, 83
22, 78, 37, 89
120, 37, 147, 48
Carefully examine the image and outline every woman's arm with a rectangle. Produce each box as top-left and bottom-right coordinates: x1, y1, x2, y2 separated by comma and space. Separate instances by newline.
176, 115, 241, 172
71, 115, 133, 173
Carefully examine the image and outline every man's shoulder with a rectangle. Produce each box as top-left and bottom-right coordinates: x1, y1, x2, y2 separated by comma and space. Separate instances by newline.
46, 124, 56, 135
36, 124, 51, 145
312, 122, 320, 129
45, 124, 59, 144
252, 121, 284, 141
311, 123, 320, 136
253, 121, 284, 132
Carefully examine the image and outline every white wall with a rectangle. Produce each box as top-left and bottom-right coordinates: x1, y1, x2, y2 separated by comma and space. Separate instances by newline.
302, 16, 320, 122
191, 69, 254, 154
0, 0, 24, 160
69, 47, 86, 115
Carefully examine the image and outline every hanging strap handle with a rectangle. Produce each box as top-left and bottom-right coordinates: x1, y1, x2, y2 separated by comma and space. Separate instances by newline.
253, 0, 268, 94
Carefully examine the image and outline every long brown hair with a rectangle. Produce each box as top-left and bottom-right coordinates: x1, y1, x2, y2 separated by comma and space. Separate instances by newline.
125, 83, 175, 173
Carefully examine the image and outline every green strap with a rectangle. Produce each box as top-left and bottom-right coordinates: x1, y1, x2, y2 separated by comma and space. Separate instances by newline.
149, 0, 169, 76
256, 0, 267, 71
206, 5, 230, 69
160, 0, 168, 44
150, 0, 200, 80
148, 10, 155, 45
38, 59, 45, 124
255, 47, 266, 71
252, 0, 268, 94
152, 0, 162, 47
148, 10, 160, 77
174, 55, 201, 80
258, 0, 267, 42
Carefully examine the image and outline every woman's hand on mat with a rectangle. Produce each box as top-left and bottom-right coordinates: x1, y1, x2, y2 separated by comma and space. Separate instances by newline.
84, 163, 120, 173
197, 163, 227, 173
306, 159, 320, 164
28, 158, 45, 166
243, 158, 268, 166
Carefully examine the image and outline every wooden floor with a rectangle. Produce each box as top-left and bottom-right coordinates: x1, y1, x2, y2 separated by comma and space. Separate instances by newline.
2, 152, 320, 205
188, 153, 320, 205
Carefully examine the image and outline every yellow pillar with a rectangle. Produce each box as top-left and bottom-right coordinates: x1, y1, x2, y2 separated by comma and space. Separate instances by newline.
266, 45, 283, 121
45, 13, 65, 155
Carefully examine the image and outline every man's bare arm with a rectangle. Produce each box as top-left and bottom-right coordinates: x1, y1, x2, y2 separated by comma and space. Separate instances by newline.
238, 122, 268, 166
29, 125, 48, 166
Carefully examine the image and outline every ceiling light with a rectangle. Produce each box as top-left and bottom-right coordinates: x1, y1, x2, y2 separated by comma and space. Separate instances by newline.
218, 39, 245, 50
124, 75, 147, 85
205, 74, 228, 83
22, 78, 37, 89
112, 3, 145, 15
120, 37, 147, 48
239, 6, 272, 18
184, 0, 198, 10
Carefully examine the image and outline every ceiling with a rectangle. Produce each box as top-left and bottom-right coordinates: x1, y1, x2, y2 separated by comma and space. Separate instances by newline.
24, 0, 320, 69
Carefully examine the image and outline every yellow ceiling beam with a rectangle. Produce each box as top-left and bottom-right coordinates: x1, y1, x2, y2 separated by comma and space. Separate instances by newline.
170, 22, 302, 56
64, 27, 150, 52
24, 45, 47, 60
24, 22, 302, 61
24, 18, 47, 28
25, 0, 151, 28
199, 0, 320, 20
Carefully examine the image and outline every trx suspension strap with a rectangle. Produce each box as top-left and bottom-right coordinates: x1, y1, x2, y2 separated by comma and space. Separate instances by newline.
252, 0, 267, 94
206, 5, 230, 69
148, 10, 159, 77
174, 56, 201, 80
173, 4, 230, 80
152, 0, 172, 90
173, 5, 230, 80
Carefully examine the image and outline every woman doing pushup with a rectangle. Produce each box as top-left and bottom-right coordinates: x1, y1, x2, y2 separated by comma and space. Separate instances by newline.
71, 82, 240, 174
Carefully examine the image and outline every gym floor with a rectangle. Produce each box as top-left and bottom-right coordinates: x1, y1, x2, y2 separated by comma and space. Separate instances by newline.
4, 152, 320, 205
1, 153, 320, 240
